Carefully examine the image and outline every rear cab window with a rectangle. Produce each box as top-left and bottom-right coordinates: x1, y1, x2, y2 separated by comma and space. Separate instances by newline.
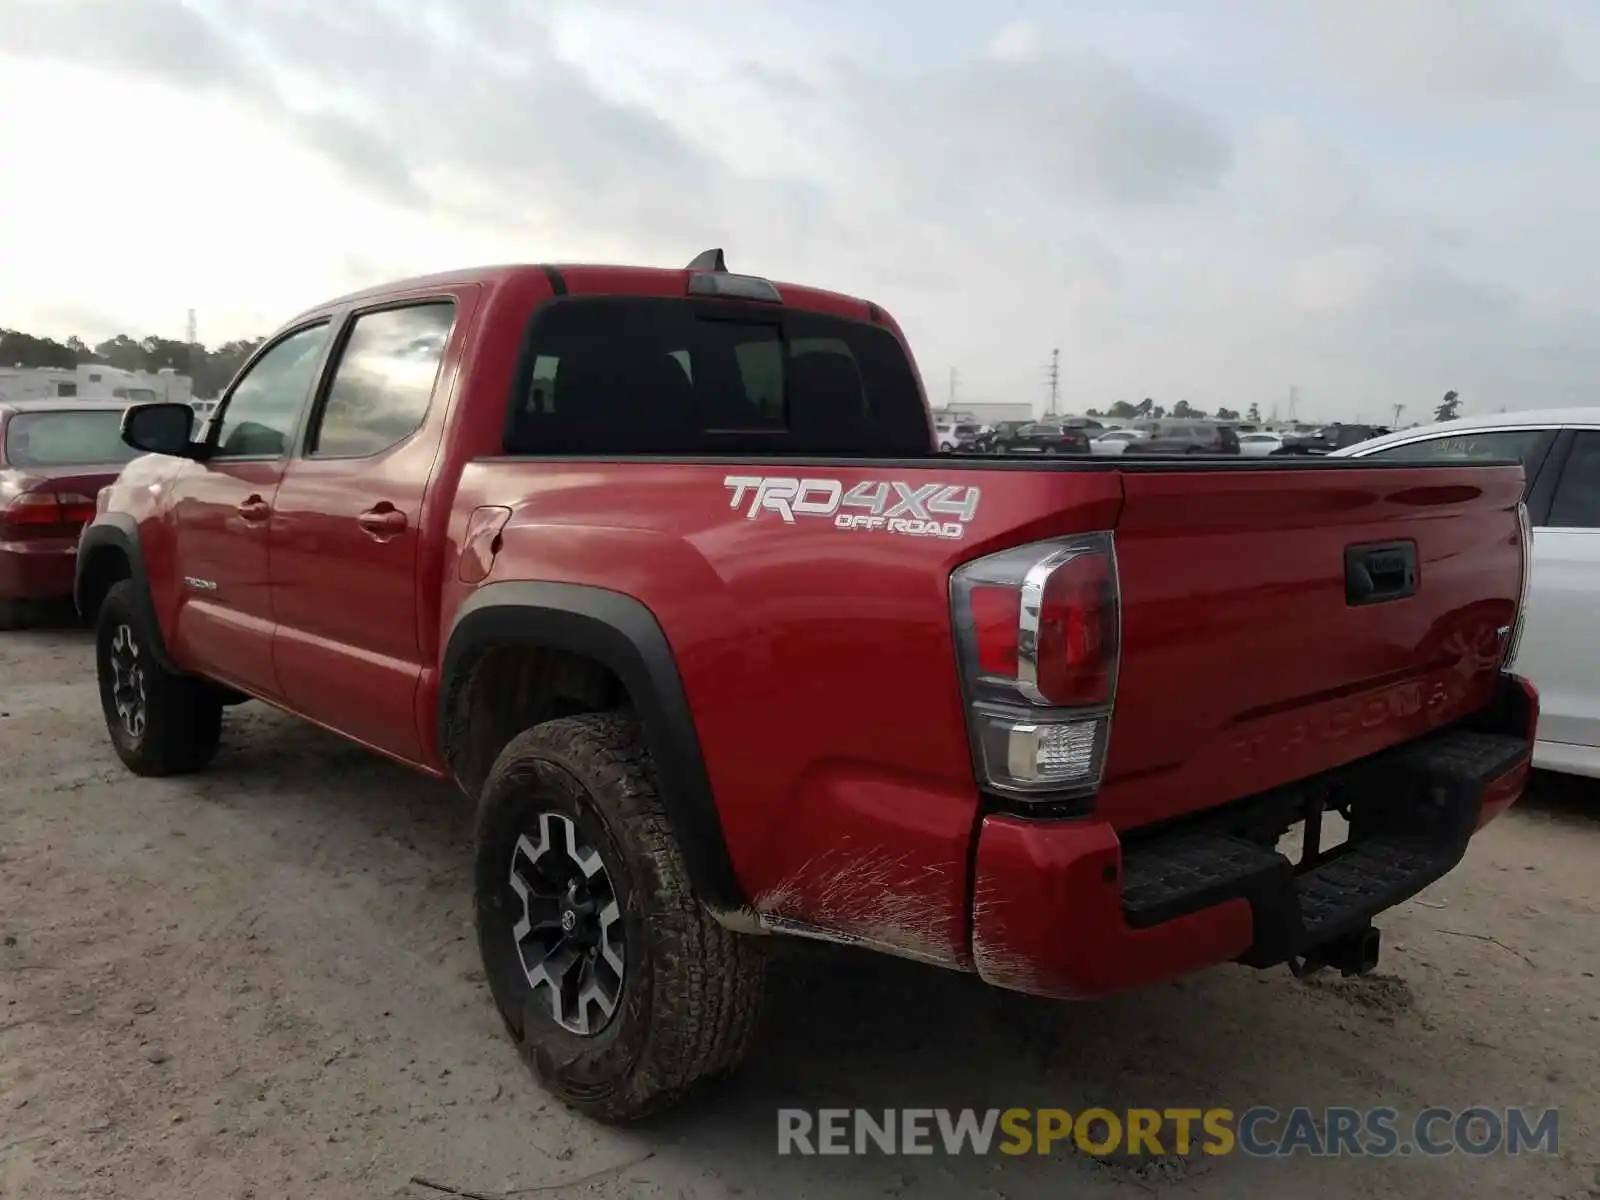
504, 298, 930, 456
3, 409, 140, 468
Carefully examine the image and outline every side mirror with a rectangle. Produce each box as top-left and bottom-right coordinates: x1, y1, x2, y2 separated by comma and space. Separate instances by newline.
122, 402, 203, 458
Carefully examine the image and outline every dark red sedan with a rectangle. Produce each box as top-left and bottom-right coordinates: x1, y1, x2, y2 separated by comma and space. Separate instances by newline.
0, 400, 139, 628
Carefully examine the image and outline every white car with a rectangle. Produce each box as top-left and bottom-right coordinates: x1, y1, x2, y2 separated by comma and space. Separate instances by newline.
934, 421, 982, 452
1332, 408, 1600, 777
1237, 431, 1284, 457
1090, 428, 1148, 456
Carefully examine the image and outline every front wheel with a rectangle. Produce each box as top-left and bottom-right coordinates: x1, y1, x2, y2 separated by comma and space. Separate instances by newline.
474, 713, 765, 1122
95, 581, 222, 775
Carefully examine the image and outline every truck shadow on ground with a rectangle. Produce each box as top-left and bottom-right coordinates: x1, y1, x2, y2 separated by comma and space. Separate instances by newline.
1516, 768, 1600, 829
191, 709, 1513, 1195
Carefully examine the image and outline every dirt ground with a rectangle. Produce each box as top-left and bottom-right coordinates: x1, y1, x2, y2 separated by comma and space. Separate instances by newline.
2, 622, 1597, 1200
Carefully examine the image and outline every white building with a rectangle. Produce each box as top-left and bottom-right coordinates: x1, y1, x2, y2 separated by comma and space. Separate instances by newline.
0, 363, 193, 406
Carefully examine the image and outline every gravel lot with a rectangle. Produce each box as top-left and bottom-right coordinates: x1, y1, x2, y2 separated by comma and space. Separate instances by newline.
2, 621, 1597, 1199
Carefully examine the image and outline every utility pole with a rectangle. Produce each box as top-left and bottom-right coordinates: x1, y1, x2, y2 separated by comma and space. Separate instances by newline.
1391, 403, 1404, 428
186, 308, 197, 345
1288, 386, 1299, 422
948, 367, 957, 408
1047, 348, 1060, 416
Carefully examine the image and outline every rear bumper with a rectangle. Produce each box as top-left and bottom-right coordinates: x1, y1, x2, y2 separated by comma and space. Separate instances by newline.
0, 537, 79, 602
970, 673, 1537, 999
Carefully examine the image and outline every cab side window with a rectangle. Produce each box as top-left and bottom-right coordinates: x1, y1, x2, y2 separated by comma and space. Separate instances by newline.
1548, 432, 1600, 530
211, 324, 331, 459
309, 303, 456, 458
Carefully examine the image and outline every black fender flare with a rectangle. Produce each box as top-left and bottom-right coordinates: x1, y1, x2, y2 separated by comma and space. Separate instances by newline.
438, 581, 746, 914
75, 516, 184, 676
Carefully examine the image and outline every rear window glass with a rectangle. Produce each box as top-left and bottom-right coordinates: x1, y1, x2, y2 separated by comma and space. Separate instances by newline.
4, 410, 140, 468
505, 298, 930, 456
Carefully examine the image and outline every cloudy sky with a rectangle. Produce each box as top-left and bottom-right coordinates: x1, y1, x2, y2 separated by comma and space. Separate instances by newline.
1, 0, 1596, 421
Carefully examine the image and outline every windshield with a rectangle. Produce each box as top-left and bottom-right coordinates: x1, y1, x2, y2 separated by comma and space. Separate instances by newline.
4, 409, 138, 468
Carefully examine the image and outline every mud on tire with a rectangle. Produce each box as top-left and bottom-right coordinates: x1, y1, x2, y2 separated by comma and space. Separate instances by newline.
474, 713, 765, 1122
95, 580, 223, 776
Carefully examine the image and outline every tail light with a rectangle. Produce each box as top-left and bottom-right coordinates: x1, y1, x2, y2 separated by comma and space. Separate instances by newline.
1503, 500, 1532, 670
950, 533, 1120, 798
0, 490, 99, 539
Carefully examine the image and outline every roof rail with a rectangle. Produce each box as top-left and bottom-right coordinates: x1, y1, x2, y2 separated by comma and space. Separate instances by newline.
686, 248, 727, 272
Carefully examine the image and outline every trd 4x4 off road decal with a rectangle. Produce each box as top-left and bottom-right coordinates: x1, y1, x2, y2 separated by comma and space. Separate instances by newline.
723, 476, 981, 540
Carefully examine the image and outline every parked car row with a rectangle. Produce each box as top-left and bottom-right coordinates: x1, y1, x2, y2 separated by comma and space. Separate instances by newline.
942, 417, 1246, 456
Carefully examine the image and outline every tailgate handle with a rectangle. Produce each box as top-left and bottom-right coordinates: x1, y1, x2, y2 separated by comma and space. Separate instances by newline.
1345, 541, 1417, 606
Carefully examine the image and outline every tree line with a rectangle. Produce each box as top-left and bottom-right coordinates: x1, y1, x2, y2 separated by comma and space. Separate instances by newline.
0, 327, 265, 400
1085, 398, 1252, 422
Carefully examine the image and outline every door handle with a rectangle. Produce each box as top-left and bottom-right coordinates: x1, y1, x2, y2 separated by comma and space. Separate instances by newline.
358, 505, 407, 539
237, 496, 270, 523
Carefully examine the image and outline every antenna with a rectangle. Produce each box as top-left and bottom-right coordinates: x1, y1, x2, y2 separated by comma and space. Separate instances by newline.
686, 248, 727, 272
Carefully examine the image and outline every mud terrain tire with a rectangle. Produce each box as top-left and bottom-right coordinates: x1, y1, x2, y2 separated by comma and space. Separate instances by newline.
474, 712, 765, 1121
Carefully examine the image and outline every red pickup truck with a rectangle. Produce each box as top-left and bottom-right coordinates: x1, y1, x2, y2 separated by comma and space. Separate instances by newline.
77, 253, 1537, 1121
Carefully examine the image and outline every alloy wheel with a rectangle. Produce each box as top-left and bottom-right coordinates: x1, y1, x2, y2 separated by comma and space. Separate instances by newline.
508, 811, 625, 1036
108, 624, 147, 739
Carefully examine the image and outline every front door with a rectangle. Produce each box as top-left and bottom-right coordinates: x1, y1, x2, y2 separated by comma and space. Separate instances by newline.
168, 322, 333, 697
270, 298, 464, 763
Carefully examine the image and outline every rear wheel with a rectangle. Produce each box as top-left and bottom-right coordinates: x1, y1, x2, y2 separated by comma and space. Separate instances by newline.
474, 713, 765, 1121
95, 581, 222, 775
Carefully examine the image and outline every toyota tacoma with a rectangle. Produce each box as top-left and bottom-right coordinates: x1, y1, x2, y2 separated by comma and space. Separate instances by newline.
77, 251, 1537, 1120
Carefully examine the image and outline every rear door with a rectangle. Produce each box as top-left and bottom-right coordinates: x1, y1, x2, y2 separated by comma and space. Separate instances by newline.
1511, 430, 1600, 753
269, 294, 470, 763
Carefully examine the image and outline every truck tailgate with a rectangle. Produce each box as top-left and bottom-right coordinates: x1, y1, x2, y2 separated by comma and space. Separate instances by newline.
1100, 462, 1525, 831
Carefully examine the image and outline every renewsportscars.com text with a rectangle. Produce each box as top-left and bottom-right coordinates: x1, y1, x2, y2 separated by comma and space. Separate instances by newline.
776, 1106, 1559, 1158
